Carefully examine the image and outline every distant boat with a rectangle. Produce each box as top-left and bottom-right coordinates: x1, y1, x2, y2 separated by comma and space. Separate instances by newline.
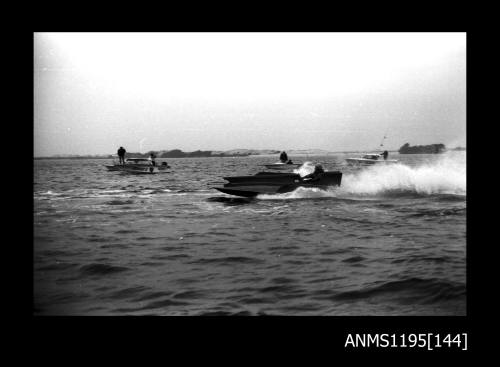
345, 153, 398, 166
104, 158, 170, 174
346, 134, 398, 166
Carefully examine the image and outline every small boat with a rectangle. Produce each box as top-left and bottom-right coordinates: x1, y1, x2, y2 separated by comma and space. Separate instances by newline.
104, 158, 170, 174
213, 170, 342, 197
345, 153, 398, 166
263, 161, 302, 170
346, 134, 398, 166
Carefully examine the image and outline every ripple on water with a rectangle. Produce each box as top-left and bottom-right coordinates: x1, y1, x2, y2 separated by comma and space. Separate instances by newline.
105, 286, 150, 300
112, 298, 189, 313
131, 291, 174, 302
341, 256, 366, 263
79, 263, 130, 277
330, 277, 466, 305
188, 256, 264, 266
114, 229, 138, 234
37, 262, 80, 271
105, 200, 135, 205
172, 290, 209, 299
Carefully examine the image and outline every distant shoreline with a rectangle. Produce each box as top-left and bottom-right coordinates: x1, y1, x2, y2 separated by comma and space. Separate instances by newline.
34, 146, 465, 159
34, 149, 430, 160
397, 143, 466, 154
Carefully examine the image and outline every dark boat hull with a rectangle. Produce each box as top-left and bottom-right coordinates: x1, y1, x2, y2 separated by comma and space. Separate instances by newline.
214, 171, 342, 197
104, 164, 169, 174
215, 187, 274, 197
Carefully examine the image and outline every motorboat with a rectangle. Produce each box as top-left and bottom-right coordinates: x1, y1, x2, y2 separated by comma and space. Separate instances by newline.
213, 170, 342, 197
104, 158, 170, 174
263, 161, 302, 170
346, 134, 398, 166
345, 153, 398, 166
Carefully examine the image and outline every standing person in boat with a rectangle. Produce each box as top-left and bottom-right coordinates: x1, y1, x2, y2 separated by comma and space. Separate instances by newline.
117, 146, 126, 165
148, 152, 156, 166
382, 150, 388, 160
279, 151, 288, 163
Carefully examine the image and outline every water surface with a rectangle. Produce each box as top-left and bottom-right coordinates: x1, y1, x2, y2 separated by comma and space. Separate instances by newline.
34, 152, 466, 315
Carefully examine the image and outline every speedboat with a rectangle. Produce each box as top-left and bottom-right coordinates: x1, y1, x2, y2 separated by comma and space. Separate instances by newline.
104, 158, 170, 174
263, 161, 302, 170
346, 134, 398, 165
345, 153, 398, 166
213, 170, 342, 197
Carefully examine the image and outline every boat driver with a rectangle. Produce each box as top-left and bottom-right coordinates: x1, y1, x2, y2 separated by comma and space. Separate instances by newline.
303, 164, 325, 180
279, 151, 288, 163
382, 150, 388, 160
117, 146, 126, 164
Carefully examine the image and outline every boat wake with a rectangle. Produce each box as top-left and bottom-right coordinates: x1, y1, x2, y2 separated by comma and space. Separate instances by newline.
259, 153, 466, 200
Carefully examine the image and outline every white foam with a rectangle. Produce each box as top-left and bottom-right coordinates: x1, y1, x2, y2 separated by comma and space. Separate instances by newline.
258, 186, 336, 200
340, 152, 466, 196
40, 190, 61, 196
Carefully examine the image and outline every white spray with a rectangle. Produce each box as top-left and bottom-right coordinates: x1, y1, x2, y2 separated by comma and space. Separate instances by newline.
340, 152, 466, 196
259, 152, 466, 199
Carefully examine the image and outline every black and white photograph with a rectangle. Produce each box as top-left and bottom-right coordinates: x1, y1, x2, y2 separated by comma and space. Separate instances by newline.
33, 32, 466, 317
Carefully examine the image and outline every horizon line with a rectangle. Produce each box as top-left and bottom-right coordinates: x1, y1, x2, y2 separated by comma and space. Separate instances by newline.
34, 146, 466, 159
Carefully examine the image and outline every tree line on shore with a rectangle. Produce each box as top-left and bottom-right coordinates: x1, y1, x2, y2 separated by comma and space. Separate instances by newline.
398, 143, 447, 154
127, 149, 279, 158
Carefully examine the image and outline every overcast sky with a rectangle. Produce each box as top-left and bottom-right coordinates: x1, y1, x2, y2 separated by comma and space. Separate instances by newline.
34, 32, 466, 156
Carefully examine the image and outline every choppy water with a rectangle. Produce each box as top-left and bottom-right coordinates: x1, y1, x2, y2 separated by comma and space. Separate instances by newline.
34, 152, 466, 315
